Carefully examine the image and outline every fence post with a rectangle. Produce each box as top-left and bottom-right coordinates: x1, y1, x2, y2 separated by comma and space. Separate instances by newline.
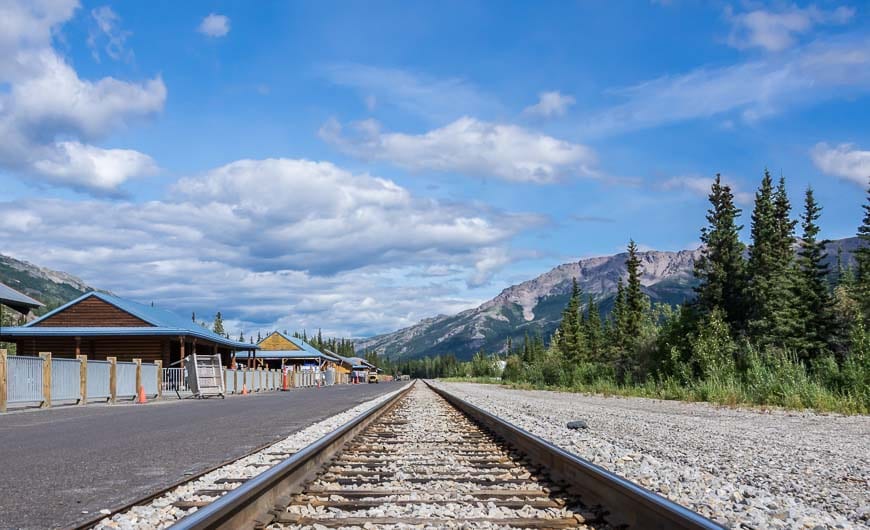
39, 352, 51, 408
223, 367, 228, 394
155, 360, 163, 399
259, 367, 264, 392
0, 349, 7, 413
133, 358, 142, 397
77, 355, 87, 405
107, 356, 117, 404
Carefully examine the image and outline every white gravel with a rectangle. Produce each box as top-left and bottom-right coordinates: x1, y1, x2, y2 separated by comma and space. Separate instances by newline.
434, 382, 870, 530
93, 383, 411, 530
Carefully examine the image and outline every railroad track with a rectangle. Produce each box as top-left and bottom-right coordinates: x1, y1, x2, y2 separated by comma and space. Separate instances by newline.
159, 381, 721, 530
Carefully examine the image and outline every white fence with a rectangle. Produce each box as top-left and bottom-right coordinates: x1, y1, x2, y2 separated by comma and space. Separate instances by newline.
0, 351, 162, 412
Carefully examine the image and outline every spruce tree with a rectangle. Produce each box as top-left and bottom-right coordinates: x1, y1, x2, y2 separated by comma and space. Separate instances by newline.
585, 294, 603, 360
856, 185, 870, 325
796, 187, 833, 358
694, 174, 747, 330
625, 239, 645, 339
238, 331, 245, 342
556, 278, 585, 362
213, 312, 225, 336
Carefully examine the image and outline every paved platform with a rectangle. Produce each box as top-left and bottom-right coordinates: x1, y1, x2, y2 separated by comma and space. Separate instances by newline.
0, 382, 404, 529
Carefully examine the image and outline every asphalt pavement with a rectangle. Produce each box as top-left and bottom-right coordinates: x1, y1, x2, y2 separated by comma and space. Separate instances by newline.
0, 382, 404, 529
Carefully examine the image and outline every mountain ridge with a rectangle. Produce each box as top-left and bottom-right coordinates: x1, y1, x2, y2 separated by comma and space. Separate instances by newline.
357, 238, 859, 360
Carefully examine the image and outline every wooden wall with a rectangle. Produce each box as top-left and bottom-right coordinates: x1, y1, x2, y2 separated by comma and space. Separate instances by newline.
258, 332, 301, 351
34, 297, 151, 327
15, 336, 166, 362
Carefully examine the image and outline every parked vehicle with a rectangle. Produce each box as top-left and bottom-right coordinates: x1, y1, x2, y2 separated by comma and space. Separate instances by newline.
368, 373, 379, 384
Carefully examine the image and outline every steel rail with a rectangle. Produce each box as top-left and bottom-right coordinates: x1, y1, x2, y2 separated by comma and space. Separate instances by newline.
426, 381, 723, 530
169, 381, 415, 530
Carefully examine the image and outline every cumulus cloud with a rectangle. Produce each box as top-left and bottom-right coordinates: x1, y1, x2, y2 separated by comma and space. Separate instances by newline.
587, 34, 870, 135
725, 4, 855, 52
198, 13, 230, 37
320, 117, 599, 184
0, 158, 532, 334
0, 0, 165, 194
811, 142, 870, 186
87, 5, 131, 62
523, 91, 575, 118
658, 175, 753, 204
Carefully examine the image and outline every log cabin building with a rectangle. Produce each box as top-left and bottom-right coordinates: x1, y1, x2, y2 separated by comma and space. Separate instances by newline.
0, 291, 254, 366
235, 331, 339, 371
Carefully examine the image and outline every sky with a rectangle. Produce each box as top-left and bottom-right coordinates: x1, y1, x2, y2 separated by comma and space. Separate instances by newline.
1, 0, 869, 339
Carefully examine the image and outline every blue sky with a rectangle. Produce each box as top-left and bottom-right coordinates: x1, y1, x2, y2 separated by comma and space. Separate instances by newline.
1, 0, 869, 338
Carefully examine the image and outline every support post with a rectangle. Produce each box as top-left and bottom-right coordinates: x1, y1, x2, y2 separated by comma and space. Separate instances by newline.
179, 337, 186, 370
77, 355, 87, 405
107, 356, 117, 404
155, 360, 163, 399
133, 358, 142, 396
0, 349, 7, 413
39, 352, 51, 408
74, 336, 81, 357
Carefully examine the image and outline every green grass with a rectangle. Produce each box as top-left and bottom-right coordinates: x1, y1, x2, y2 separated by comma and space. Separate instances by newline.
438, 374, 868, 415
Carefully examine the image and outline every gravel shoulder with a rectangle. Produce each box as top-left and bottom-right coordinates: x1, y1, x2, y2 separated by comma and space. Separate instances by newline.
435, 382, 870, 530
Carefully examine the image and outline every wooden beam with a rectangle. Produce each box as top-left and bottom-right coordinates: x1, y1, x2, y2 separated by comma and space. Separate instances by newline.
107, 356, 117, 404
179, 336, 185, 369
0, 349, 7, 413
77, 354, 87, 405
39, 352, 51, 408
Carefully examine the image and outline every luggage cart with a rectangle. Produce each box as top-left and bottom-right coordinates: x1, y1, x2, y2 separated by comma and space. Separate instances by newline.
181, 354, 225, 399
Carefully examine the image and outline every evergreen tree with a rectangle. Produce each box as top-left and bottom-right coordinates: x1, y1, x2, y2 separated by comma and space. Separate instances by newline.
796, 187, 834, 358
856, 185, 870, 325
747, 171, 800, 348
625, 239, 645, 339
556, 278, 585, 361
191, 311, 196, 323
585, 294, 603, 360
256, 330, 262, 342
212, 312, 225, 336
694, 174, 746, 330
610, 277, 627, 351
238, 331, 245, 342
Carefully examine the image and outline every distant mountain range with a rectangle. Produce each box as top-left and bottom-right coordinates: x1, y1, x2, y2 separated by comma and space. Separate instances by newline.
357, 237, 860, 361
0, 254, 93, 314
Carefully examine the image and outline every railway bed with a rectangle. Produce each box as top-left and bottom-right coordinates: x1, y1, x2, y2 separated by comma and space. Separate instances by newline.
96, 382, 722, 529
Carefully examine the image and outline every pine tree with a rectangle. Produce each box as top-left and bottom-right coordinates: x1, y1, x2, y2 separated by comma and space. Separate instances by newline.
556, 278, 585, 362
238, 331, 245, 342
257, 330, 262, 342
694, 174, 746, 330
856, 185, 870, 326
611, 277, 627, 350
747, 171, 800, 348
796, 187, 834, 358
625, 239, 645, 338
585, 294, 603, 360
213, 312, 225, 336
191, 311, 196, 323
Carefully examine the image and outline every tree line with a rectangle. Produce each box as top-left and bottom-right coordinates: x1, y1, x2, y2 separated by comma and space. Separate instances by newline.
477, 172, 869, 412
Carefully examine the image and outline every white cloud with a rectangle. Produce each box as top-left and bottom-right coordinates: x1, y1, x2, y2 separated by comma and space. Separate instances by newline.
0, 158, 532, 336
523, 91, 575, 118
659, 175, 753, 204
320, 117, 599, 184
87, 5, 131, 62
810, 142, 870, 186
0, 0, 166, 194
321, 63, 499, 122
725, 4, 855, 52
587, 35, 870, 135
198, 13, 230, 37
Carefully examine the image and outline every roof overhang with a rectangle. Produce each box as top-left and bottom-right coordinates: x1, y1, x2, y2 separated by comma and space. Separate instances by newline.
0, 326, 257, 350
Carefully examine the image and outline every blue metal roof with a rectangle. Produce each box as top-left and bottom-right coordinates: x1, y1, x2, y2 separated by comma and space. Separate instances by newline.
325, 350, 371, 370
257, 332, 339, 361
0, 282, 43, 313
235, 350, 334, 361
8, 292, 253, 349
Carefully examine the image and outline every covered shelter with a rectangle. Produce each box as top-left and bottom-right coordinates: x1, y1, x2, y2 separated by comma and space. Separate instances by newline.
329, 353, 378, 383
0, 291, 254, 366
0, 282, 44, 328
237, 331, 338, 372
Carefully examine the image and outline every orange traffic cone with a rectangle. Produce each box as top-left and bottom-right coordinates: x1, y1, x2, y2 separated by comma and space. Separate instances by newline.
282, 373, 289, 391
241, 384, 248, 395
137, 385, 147, 404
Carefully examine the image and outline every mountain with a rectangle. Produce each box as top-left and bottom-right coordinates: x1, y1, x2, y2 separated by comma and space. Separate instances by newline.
0, 254, 93, 315
357, 237, 860, 361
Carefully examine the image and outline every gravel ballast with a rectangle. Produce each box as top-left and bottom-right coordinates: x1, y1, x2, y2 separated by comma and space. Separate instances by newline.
435, 382, 870, 530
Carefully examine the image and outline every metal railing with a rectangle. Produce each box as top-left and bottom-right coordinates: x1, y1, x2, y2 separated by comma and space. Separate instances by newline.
87, 360, 111, 401
51, 357, 81, 402
162, 367, 189, 393
7, 355, 44, 404
116, 361, 138, 398
225, 368, 236, 394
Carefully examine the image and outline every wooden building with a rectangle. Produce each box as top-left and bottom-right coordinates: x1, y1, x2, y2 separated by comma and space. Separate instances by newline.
236, 331, 339, 371
0, 291, 254, 366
